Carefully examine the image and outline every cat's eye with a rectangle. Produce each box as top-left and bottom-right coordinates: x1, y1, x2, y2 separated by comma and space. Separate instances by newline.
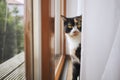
68, 25, 72, 28
77, 24, 81, 28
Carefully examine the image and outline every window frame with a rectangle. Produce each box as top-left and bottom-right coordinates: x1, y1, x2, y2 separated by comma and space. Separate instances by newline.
24, 0, 34, 80
25, 0, 66, 80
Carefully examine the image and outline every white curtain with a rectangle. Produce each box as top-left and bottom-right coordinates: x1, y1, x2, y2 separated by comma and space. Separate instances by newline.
81, 0, 120, 80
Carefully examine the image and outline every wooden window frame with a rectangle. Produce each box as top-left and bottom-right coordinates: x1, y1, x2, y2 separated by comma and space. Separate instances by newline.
41, 0, 66, 80
24, 0, 34, 80
25, 0, 66, 80
41, 0, 54, 80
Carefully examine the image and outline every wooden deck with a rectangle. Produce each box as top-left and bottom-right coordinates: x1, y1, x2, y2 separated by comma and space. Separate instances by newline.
0, 52, 25, 80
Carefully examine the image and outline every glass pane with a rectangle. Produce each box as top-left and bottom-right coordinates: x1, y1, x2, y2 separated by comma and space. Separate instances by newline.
50, 0, 65, 76
54, 0, 64, 71
0, 0, 25, 79
54, 0, 61, 69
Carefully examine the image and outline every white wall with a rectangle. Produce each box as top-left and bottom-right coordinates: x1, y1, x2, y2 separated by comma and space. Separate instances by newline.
66, 0, 82, 17
81, 0, 120, 80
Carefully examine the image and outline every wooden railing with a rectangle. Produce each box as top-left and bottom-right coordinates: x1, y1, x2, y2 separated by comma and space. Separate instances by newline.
0, 52, 25, 80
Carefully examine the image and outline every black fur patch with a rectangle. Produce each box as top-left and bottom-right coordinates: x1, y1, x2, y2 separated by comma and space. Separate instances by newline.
64, 18, 75, 33
72, 62, 80, 80
72, 44, 81, 80
75, 44, 81, 60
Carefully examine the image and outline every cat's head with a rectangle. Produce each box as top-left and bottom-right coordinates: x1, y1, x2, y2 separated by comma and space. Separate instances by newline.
61, 15, 82, 37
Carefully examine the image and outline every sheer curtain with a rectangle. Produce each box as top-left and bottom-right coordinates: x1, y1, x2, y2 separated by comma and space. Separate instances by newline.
81, 0, 120, 80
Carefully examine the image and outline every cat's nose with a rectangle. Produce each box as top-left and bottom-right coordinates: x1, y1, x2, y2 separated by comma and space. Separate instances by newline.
73, 31, 78, 34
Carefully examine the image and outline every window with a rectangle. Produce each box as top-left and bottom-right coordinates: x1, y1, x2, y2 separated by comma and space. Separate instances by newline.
0, 0, 25, 79
41, 0, 66, 80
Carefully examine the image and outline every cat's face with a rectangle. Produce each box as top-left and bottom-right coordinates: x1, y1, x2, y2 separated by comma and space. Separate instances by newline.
61, 15, 82, 37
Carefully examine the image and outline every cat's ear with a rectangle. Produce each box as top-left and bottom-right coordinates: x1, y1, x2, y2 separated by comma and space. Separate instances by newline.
76, 15, 82, 21
61, 15, 67, 21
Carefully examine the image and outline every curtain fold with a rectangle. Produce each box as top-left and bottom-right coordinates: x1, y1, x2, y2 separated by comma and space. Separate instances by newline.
101, 22, 120, 80
81, 0, 120, 80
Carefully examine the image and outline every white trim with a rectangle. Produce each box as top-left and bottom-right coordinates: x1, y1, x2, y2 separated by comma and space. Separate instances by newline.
33, 0, 41, 80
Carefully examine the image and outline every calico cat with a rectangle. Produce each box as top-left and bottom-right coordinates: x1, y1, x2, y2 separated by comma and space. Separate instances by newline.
61, 15, 82, 80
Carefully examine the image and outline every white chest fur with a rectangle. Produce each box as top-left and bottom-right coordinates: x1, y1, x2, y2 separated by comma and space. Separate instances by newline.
66, 33, 81, 55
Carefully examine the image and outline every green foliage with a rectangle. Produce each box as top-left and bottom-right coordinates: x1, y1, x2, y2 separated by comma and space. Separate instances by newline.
16, 23, 24, 53
0, 0, 7, 63
0, 1, 24, 63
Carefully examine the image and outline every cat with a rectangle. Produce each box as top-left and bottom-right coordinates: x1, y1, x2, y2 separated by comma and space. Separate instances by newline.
61, 15, 82, 80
